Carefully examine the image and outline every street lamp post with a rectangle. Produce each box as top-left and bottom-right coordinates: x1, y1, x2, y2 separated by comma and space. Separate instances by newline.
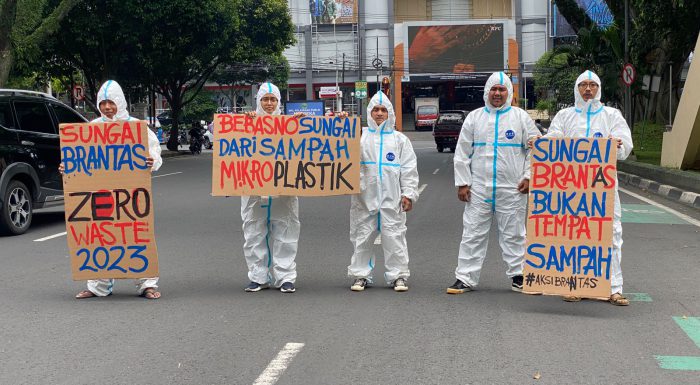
334, 17, 339, 113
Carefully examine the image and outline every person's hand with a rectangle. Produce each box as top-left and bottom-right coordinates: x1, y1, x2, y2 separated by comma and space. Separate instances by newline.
527, 135, 542, 149
245, 111, 257, 118
517, 179, 530, 194
146, 157, 154, 168
609, 135, 622, 148
293, 112, 306, 118
58, 163, 64, 175
458, 185, 471, 202
401, 196, 413, 212
336, 111, 349, 118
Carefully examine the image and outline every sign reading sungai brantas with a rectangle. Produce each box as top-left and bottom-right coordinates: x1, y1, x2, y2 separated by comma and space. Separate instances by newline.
60, 121, 159, 281
523, 137, 617, 299
212, 114, 361, 197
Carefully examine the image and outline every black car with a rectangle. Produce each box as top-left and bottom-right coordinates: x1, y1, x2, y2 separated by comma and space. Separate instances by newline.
0, 89, 88, 235
433, 110, 468, 153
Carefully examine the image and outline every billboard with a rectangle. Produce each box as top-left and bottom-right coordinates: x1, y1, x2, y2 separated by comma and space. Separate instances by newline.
310, 0, 357, 24
407, 24, 504, 79
285, 101, 325, 116
551, 0, 613, 38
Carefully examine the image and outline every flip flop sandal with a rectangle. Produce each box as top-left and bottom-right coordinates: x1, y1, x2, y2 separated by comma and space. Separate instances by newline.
563, 295, 582, 302
75, 290, 97, 299
609, 294, 630, 306
141, 288, 160, 300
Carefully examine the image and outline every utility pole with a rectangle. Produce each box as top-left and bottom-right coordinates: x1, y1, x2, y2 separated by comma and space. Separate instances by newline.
624, 0, 631, 125
342, 53, 346, 83
668, 61, 673, 127
334, 17, 339, 112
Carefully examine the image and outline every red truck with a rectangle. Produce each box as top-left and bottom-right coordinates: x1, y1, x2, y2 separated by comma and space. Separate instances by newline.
414, 97, 439, 131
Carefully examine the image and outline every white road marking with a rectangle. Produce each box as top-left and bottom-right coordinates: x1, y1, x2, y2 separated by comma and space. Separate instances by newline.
34, 232, 67, 242
432, 168, 440, 175
619, 187, 700, 228
252, 342, 305, 385
418, 184, 427, 194
152, 172, 183, 178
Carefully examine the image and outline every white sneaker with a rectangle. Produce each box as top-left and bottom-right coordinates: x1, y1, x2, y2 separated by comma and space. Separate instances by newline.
393, 278, 408, 292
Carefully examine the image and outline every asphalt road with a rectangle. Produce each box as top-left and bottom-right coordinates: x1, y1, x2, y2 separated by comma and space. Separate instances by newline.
1, 133, 699, 384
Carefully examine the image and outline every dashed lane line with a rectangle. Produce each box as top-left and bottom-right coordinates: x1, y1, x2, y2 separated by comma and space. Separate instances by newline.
252, 342, 305, 385
152, 171, 183, 178
33, 232, 67, 242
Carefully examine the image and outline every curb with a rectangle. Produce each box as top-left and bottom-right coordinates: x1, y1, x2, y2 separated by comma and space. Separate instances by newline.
161, 151, 190, 159
618, 171, 700, 209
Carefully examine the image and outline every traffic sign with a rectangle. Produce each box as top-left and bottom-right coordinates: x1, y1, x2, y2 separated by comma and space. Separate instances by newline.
622, 63, 636, 86
354, 81, 367, 99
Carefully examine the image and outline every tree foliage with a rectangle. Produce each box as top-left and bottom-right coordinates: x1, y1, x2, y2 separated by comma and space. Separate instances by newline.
181, 91, 218, 124
212, 52, 290, 110
33, 0, 294, 150
552, 0, 700, 124
0, 0, 82, 87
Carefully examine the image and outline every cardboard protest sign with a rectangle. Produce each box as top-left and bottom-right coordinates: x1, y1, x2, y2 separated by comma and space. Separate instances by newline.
523, 137, 617, 299
212, 114, 361, 196
60, 121, 159, 280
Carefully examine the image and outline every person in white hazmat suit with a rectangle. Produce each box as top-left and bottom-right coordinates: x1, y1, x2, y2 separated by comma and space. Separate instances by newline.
241, 82, 302, 293
541, 70, 633, 306
70, 80, 163, 299
447, 72, 540, 295
348, 91, 419, 292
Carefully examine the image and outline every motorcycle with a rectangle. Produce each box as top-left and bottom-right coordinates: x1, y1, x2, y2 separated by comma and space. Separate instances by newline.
188, 126, 204, 155
178, 129, 189, 146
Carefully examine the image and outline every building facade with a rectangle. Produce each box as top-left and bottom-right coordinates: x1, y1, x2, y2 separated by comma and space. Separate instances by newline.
205, 0, 551, 126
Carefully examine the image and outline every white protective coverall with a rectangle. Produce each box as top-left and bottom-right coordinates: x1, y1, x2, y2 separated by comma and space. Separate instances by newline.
86, 80, 162, 296
545, 70, 633, 295
347, 91, 419, 284
241, 83, 300, 287
453, 72, 540, 287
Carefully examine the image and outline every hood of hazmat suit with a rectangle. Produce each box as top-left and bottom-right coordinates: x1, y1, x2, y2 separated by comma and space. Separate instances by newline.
92, 80, 162, 171
348, 91, 419, 285
546, 70, 633, 160
358, 91, 419, 211
453, 72, 540, 208
95, 80, 130, 121
255, 82, 282, 116
242, 82, 300, 288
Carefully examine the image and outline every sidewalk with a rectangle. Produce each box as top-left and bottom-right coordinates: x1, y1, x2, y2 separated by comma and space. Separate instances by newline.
160, 144, 192, 159
618, 160, 700, 209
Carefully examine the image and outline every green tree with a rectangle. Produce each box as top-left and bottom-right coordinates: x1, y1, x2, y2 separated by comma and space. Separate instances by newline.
35, 0, 294, 150
212, 53, 290, 111
553, 0, 700, 124
128, 0, 294, 150
0, 0, 82, 87
533, 50, 578, 114
181, 90, 218, 124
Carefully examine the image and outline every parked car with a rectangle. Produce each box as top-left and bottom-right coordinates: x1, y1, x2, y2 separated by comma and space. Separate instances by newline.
0, 89, 88, 235
433, 110, 468, 153
203, 123, 214, 150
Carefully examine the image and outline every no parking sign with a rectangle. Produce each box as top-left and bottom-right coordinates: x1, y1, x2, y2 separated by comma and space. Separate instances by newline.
621, 63, 636, 86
